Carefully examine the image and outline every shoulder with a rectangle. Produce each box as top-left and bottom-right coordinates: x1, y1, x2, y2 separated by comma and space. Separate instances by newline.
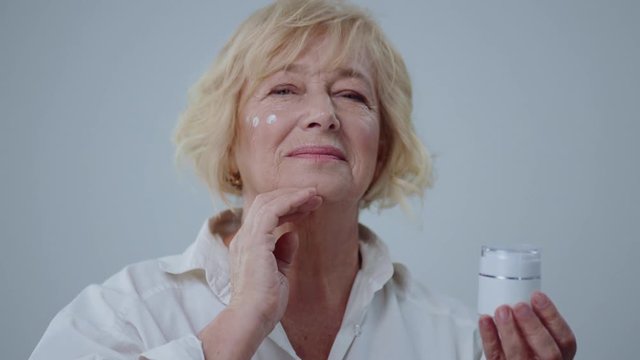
53, 215, 232, 327
33, 217, 230, 356
58, 253, 209, 325
32, 254, 215, 357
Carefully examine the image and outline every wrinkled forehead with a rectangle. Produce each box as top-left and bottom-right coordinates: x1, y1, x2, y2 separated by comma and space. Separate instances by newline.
285, 33, 370, 73
242, 28, 374, 96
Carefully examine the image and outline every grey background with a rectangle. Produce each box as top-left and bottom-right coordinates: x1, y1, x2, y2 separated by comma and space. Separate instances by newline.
2, 0, 638, 359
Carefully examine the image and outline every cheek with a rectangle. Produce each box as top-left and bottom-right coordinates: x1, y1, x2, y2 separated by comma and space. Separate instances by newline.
344, 108, 380, 139
336, 103, 379, 130
341, 114, 380, 168
354, 114, 381, 163
245, 105, 301, 133
358, 112, 380, 135
238, 109, 298, 153
361, 126, 381, 161
241, 113, 271, 134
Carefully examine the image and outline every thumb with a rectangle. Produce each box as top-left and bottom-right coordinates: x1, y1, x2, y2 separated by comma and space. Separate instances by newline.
273, 232, 299, 278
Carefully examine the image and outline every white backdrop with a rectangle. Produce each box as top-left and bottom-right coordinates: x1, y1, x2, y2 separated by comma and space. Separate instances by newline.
2, 1, 638, 359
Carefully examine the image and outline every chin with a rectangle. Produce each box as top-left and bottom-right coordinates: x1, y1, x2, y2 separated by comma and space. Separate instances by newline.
280, 175, 361, 204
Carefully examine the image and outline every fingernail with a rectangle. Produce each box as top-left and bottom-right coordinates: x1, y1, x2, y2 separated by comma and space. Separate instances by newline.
514, 303, 533, 318
532, 291, 550, 309
495, 306, 510, 324
479, 315, 493, 330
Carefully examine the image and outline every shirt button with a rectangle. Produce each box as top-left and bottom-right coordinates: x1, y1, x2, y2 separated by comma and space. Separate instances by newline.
354, 324, 362, 337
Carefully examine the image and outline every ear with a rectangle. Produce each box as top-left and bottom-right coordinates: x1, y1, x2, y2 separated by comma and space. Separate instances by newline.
224, 147, 243, 191
227, 139, 240, 173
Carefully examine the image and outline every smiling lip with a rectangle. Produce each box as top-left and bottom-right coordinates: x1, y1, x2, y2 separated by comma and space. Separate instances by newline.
287, 146, 346, 161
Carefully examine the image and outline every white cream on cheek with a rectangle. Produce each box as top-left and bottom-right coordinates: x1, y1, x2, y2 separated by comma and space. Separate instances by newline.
245, 114, 277, 129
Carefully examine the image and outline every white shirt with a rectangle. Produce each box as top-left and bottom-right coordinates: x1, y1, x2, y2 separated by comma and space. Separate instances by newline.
31, 211, 483, 359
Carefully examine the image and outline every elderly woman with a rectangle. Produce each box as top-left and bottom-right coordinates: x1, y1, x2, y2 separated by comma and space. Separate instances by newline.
32, 1, 576, 359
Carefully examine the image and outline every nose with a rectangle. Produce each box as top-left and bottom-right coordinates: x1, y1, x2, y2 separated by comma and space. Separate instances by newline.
301, 93, 340, 131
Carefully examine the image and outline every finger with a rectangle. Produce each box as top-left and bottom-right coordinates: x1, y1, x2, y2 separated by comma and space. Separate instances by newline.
242, 188, 312, 224
251, 191, 321, 237
276, 212, 310, 226
276, 196, 323, 226
531, 292, 577, 359
273, 232, 299, 278
478, 315, 505, 360
244, 188, 314, 223
512, 302, 562, 359
232, 189, 318, 255
494, 305, 530, 360
246, 187, 315, 216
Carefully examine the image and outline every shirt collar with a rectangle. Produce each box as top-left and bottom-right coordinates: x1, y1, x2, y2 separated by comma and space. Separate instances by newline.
158, 209, 394, 305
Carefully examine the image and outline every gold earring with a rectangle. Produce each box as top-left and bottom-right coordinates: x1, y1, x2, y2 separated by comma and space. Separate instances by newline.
226, 171, 242, 189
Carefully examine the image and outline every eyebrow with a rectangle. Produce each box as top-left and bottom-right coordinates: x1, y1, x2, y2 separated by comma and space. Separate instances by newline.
281, 64, 373, 90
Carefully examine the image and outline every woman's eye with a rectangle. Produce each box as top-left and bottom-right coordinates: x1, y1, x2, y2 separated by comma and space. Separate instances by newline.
269, 86, 296, 96
338, 91, 368, 104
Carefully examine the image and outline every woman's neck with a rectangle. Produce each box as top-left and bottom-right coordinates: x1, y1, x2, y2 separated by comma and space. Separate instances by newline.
233, 195, 362, 307
230, 197, 361, 357
285, 201, 361, 307
280, 201, 362, 360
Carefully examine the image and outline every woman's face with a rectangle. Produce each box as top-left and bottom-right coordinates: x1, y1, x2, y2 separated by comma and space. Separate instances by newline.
233, 35, 380, 205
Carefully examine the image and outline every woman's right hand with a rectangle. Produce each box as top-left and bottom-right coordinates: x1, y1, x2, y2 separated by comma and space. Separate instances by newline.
198, 187, 322, 360
227, 187, 322, 332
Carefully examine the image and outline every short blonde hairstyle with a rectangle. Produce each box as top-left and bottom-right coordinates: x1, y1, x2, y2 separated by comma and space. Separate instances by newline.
174, 0, 433, 209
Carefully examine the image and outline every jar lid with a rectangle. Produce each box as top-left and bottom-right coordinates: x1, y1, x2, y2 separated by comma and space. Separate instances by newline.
479, 245, 541, 279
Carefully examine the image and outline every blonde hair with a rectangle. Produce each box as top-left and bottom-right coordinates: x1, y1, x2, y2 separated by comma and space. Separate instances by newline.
173, 0, 433, 209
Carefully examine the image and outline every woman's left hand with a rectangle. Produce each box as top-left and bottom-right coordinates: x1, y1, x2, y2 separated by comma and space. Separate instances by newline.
479, 291, 577, 360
